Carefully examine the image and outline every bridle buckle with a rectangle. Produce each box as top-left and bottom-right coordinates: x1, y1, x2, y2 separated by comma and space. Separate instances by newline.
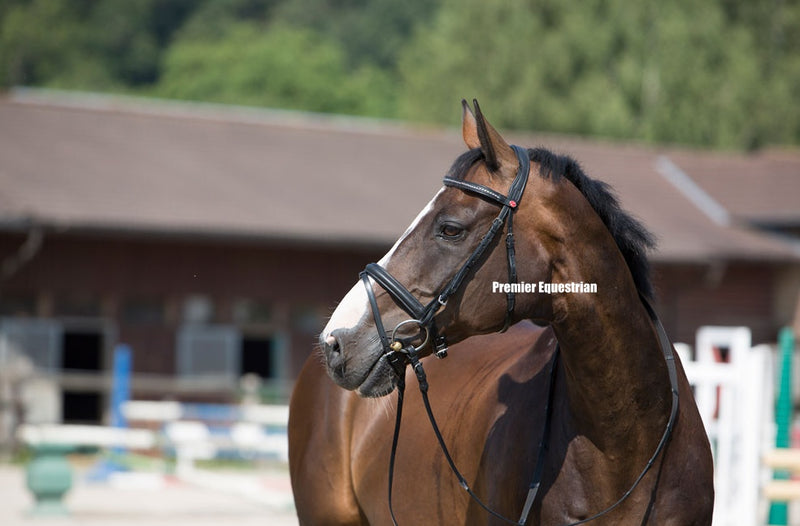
433, 335, 449, 359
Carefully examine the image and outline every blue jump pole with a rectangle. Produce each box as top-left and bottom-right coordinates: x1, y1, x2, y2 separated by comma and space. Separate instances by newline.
111, 344, 132, 431
87, 344, 132, 481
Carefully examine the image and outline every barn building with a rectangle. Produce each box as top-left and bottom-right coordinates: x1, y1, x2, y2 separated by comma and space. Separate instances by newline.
0, 89, 798, 425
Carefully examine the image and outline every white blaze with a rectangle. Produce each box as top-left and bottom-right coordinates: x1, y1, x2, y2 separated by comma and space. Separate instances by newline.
322, 188, 444, 336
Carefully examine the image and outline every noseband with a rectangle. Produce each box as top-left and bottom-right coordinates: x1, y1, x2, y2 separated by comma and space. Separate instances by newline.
359, 144, 530, 370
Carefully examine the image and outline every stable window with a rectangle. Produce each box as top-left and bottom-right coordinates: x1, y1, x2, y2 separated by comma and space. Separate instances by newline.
177, 325, 285, 381
0, 317, 61, 371
176, 324, 239, 379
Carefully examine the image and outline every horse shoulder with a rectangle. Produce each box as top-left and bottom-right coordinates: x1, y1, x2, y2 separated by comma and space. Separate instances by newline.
289, 356, 366, 525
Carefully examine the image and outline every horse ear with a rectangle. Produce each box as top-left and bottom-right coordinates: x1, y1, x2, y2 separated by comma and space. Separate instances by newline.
472, 99, 517, 173
462, 99, 480, 149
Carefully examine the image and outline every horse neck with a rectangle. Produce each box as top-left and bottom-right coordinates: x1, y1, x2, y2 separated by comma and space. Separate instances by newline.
541, 221, 670, 456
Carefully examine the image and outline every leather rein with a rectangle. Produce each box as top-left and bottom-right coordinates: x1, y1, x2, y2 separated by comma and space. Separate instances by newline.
358, 146, 680, 525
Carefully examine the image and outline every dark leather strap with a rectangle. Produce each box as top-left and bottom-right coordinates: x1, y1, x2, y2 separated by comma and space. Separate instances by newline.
517, 345, 560, 523
361, 271, 407, 376
501, 209, 518, 332
363, 264, 427, 321
388, 373, 406, 526
441, 178, 515, 208
443, 145, 530, 209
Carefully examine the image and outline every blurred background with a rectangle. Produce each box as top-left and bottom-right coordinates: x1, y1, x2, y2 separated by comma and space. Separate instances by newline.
3, 0, 800, 148
0, 1, 798, 525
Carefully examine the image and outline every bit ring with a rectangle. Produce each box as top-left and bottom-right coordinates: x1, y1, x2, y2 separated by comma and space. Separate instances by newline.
390, 319, 430, 353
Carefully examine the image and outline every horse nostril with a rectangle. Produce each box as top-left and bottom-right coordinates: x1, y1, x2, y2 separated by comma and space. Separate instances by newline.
322, 333, 347, 381
325, 334, 341, 355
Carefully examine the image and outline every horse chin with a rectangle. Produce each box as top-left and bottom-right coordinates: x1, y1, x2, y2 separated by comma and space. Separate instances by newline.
355, 357, 400, 398
323, 339, 399, 397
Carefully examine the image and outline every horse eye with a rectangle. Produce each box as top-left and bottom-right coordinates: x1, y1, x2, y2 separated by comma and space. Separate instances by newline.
438, 223, 464, 240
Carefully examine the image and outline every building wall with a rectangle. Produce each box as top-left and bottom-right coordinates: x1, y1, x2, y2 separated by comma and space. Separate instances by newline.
1, 232, 793, 421
0, 231, 384, 416
653, 261, 788, 346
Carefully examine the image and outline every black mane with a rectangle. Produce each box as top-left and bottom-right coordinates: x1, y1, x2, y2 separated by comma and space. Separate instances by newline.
446, 147, 656, 299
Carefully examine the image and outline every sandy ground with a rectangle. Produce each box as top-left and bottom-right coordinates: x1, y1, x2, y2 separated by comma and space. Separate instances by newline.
0, 464, 299, 526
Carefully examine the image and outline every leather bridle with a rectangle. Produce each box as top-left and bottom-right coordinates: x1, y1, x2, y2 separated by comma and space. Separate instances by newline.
356, 146, 679, 525
359, 144, 531, 370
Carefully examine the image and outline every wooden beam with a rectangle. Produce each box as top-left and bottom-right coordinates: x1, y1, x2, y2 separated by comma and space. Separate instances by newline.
764, 480, 800, 501
764, 449, 800, 471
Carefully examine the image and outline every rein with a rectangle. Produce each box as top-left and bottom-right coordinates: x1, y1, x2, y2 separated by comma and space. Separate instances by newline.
359, 146, 680, 524
390, 298, 678, 526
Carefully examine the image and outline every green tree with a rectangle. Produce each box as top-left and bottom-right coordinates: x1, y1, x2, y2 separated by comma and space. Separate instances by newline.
275, 0, 439, 70
85, 0, 197, 86
155, 22, 396, 116
2, 0, 798, 148
173, 0, 282, 41
398, 0, 792, 149
0, 0, 197, 89
0, 0, 105, 88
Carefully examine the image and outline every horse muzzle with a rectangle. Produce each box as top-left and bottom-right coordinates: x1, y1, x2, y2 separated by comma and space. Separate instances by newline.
320, 327, 399, 396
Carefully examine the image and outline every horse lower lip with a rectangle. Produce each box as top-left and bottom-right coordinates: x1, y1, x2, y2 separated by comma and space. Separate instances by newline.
334, 363, 346, 380
355, 356, 397, 397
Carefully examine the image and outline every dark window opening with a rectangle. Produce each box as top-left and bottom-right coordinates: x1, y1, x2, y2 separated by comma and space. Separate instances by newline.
241, 337, 274, 379
62, 331, 103, 371
62, 391, 102, 424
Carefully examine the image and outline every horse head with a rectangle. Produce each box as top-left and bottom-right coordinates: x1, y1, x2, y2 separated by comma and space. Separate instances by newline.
320, 100, 579, 397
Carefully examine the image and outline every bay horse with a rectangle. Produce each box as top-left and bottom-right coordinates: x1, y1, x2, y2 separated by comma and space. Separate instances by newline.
289, 101, 714, 525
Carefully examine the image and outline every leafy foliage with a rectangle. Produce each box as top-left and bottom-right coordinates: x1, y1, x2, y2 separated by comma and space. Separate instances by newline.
155, 22, 395, 116
274, 0, 438, 70
398, 0, 799, 149
0, 0, 195, 89
1, 0, 798, 149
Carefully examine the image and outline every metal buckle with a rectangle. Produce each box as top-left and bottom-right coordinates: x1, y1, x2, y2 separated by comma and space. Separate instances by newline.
390, 319, 430, 353
434, 335, 448, 359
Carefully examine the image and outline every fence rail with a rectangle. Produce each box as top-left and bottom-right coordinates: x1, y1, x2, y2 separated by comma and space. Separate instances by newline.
678, 326, 777, 526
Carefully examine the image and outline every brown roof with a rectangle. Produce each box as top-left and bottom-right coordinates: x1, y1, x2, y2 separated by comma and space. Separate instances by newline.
0, 89, 798, 263
666, 149, 800, 226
